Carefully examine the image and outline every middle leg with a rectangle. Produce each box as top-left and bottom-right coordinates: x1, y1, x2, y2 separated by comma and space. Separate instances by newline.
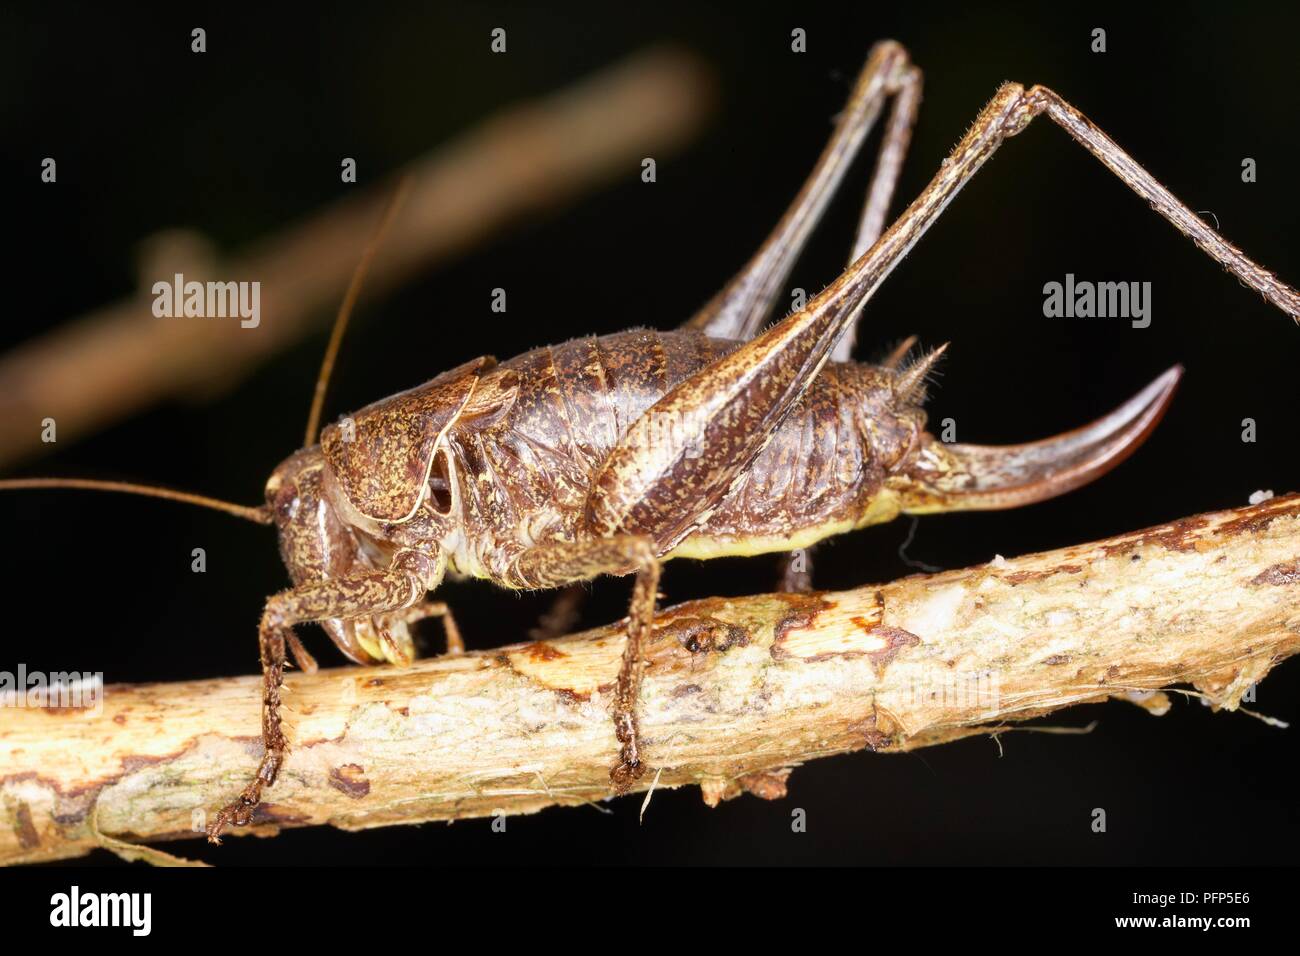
508, 535, 660, 792
396, 599, 465, 655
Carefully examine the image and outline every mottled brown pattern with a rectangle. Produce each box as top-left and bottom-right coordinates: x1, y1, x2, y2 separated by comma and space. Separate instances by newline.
327, 764, 371, 799
655, 616, 749, 655
1218, 499, 1300, 538
441, 329, 925, 572
1251, 561, 1300, 586
523, 641, 566, 662
321, 356, 491, 523
769, 593, 836, 661
737, 768, 792, 801
866, 626, 923, 677
1100, 516, 1214, 558
1004, 564, 1084, 585
189, 36, 1300, 842
852, 706, 897, 752
11, 802, 39, 850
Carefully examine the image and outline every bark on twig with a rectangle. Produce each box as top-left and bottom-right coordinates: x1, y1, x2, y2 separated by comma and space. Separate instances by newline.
0, 46, 714, 467
3, 495, 1298, 863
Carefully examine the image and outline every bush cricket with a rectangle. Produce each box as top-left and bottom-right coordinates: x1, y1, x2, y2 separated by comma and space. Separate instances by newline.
4, 40, 1298, 845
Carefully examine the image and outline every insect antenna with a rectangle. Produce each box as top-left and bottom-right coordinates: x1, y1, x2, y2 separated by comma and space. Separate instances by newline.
303, 175, 413, 447
0, 477, 272, 524
1, 178, 415, 525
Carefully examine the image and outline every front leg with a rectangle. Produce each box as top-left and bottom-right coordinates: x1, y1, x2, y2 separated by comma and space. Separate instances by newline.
206, 549, 440, 843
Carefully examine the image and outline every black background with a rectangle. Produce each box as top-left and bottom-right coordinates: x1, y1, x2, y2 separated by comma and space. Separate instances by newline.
2, 2, 1298, 866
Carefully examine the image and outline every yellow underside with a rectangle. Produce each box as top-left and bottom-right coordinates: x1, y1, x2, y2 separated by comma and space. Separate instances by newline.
453, 490, 907, 584
663, 489, 903, 562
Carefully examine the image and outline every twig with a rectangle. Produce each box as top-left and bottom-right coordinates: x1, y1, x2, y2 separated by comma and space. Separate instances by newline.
0, 46, 714, 467
2, 494, 1297, 863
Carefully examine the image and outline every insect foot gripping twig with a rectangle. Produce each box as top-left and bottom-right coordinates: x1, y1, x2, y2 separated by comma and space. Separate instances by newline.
611, 554, 662, 792
206, 615, 289, 844
204, 550, 443, 843
2, 495, 1297, 863
506, 535, 662, 792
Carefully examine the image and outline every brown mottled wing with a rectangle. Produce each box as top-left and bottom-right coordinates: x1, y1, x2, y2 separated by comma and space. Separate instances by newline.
585, 260, 876, 549
321, 356, 496, 523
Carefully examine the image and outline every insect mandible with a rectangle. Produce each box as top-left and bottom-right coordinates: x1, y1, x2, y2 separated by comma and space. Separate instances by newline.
5, 41, 1298, 844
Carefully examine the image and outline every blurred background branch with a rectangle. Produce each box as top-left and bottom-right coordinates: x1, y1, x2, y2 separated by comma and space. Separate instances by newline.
0, 46, 714, 467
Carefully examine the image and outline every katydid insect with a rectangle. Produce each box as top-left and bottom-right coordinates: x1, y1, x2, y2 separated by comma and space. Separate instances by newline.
4, 41, 1298, 845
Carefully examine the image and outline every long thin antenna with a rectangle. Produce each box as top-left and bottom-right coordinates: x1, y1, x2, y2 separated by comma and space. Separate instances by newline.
0, 478, 272, 524
303, 175, 414, 447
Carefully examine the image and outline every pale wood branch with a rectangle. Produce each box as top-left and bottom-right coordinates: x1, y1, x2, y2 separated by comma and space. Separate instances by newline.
2, 495, 1298, 863
0, 46, 714, 467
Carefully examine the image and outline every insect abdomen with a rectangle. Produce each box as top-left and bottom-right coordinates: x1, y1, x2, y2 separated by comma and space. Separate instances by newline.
672, 360, 916, 558
457, 330, 731, 532
454, 330, 917, 567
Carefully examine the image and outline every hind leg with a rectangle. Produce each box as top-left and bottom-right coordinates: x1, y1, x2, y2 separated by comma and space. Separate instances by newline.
684, 41, 921, 345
